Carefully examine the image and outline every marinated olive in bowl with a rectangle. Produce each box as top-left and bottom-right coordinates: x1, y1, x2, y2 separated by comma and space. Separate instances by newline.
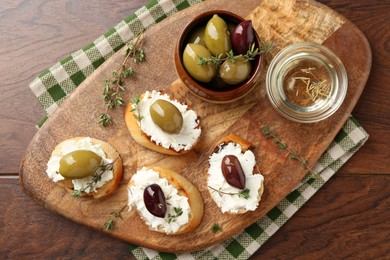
187, 26, 206, 46
204, 14, 232, 57
219, 57, 252, 85
174, 10, 264, 103
183, 43, 216, 83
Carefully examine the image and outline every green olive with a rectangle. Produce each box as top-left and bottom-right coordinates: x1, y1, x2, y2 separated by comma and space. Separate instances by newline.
188, 26, 206, 46
219, 57, 252, 85
204, 14, 232, 57
183, 43, 216, 83
150, 99, 183, 134
59, 150, 102, 179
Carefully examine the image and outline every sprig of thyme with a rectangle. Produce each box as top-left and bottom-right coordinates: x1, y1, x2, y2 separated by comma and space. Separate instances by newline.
71, 159, 116, 198
262, 126, 321, 180
167, 207, 183, 223
129, 94, 144, 127
99, 31, 145, 127
197, 41, 272, 68
103, 205, 127, 231
208, 186, 251, 199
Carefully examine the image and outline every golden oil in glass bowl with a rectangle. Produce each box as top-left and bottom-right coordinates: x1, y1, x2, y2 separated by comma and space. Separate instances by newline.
266, 42, 348, 123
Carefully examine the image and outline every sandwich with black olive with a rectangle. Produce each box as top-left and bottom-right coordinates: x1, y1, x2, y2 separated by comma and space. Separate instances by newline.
207, 134, 264, 214
128, 166, 204, 234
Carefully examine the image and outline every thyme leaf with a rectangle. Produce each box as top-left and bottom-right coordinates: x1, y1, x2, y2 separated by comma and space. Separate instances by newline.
238, 189, 250, 199
130, 94, 141, 104
211, 224, 222, 233
167, 207, 183, 223
103, 219, 114, 231
98, 113, 112, 127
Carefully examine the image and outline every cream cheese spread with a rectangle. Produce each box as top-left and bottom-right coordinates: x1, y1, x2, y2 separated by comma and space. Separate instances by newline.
208, 142, 264, 213
46, 137, 113, 193
128, 167, 191, 234
133, 90, 201, 152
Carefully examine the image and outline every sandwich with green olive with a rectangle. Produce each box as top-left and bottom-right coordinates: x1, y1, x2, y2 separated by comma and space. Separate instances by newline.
124, 90, 201, 155
46, 137, 123, 198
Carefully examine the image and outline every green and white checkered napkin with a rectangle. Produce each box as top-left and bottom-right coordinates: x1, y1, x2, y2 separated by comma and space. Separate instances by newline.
29, 0, 369, 259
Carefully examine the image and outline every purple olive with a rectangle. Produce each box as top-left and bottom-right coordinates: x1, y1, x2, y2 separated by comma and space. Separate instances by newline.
221, 155, 246, 189
143, 184, 167, 218
231, 20, 254, 55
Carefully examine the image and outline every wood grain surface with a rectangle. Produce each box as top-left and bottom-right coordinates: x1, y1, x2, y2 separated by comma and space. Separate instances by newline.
1, 0, 390, 258
18, 0, 371, 252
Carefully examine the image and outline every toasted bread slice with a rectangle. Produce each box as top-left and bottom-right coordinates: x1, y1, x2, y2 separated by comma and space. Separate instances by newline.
208, 134, 264, 214
49, 137, 123, 199
128, 166, 204, 234
124, 91, 201, 155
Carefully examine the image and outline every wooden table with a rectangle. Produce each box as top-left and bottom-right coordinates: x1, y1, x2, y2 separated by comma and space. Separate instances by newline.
1, 0, 389, 258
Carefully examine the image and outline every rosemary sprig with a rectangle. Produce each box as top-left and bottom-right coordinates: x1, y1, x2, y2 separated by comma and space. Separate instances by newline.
211, 224, 222, 233
167, 207, 183, 223
103, 205, 127, 231
98, 31, 145, 127
197, 41, 272, 68
71, 159, 116, 198
262, 126, 321, 180
208, 186, 251, 200
294, 68, 331, 102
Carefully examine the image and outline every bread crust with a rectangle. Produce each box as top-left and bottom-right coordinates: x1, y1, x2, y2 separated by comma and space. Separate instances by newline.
208, 134, 264, 214
128, 166, 204, 235
50, 137, 123, 199
124, 92, 200, 155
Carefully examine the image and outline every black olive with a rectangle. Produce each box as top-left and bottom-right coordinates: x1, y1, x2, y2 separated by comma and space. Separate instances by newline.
143, 184, 167, 218
221, 155, 246, 189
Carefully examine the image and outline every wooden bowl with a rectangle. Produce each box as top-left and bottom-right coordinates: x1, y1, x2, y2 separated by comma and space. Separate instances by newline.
174, 10, 264, 103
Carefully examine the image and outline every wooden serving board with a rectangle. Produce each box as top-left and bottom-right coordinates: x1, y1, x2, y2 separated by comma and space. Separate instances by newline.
20, 0, 371, 253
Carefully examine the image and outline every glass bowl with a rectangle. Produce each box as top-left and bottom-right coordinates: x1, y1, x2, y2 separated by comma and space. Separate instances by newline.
266, 42, 348, 123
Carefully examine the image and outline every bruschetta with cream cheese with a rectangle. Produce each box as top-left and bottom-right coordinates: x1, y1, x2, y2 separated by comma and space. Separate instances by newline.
46, 137, 123, 199
124, 90, 201, 155
128, 166, 204, 234
207, 134, 264, 214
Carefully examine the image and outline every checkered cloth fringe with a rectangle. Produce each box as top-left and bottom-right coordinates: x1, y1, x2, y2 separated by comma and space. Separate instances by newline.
28, 0, 369, 259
